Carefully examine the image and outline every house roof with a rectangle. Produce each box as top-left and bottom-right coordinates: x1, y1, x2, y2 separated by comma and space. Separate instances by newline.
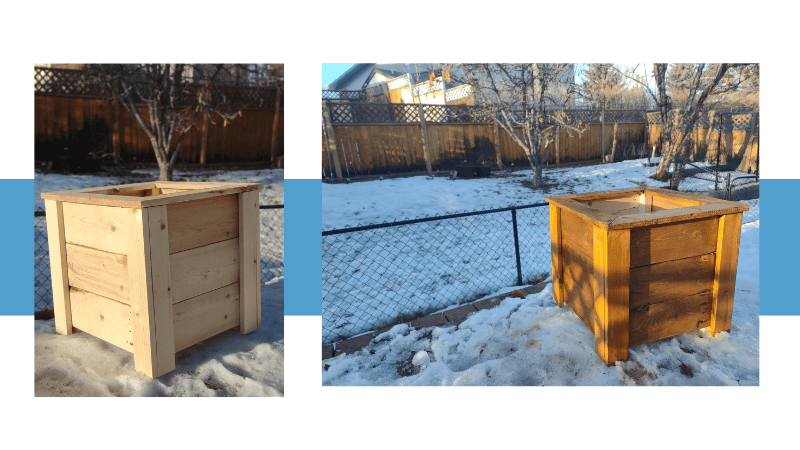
325, 64, 440, 90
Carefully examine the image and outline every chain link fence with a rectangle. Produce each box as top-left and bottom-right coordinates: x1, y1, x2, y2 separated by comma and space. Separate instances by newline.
670, 161, 759, 224
322, 203, 551, 345
34, 205, 284, 313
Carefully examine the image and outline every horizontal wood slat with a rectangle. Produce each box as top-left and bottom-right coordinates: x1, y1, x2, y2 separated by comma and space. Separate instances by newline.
70, 288, 134, 352
167, 194, 239, 254
66, 243, 131, 305
629, 217, 719, 268
173, 282, 240, 352
562, 239, 596, 333
629, 292, 712, 347
630, 253, 716, 310
62, 202, 130, 254
169, 238, 240, 304
560, 209, 594, 259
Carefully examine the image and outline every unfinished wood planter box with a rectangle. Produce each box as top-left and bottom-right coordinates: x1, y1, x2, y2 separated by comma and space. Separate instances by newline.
41, 181, 263, 378
545, 187, 749, 366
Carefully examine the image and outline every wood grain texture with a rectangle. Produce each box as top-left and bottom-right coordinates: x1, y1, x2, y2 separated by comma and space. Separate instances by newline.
238, 191, 261, 334
629, 292, 712, 347
62, 202, 129, 254
604, 228, 630, 364
145, 205, 176, 374
45, 200, 73, 335
166, 194, 239, 254
562, 238, 596, 334
711, 213, 743, 336
560, 209, 594, 259
127, 208, 159, 377
173, 282, 240, 352
638, 193, 652, 213
592, 225, 608, 362
170, 238, 240, 304
580, 195, 640, 216
66, 243, 130, 305
70, 288, 133, 352
630, 217, 719, 268
549, 205, 565, 307
630, 253, 716, 309
609, 202, 746, 230
651, 194, 696, 211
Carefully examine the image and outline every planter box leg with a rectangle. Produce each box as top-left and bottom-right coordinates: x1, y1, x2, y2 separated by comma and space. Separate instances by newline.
711, 213, 743, 336
239, 191, 261, 334
128, 207, 175, 378
593, 226, 630, 366
549, 205, 565, 307
44, 200, 73, 335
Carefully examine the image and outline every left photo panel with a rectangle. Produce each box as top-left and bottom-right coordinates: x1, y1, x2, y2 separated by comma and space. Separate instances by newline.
33, 64, 284, 396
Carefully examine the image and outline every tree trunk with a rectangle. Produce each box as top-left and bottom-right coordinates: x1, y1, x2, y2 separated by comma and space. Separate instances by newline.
159, 162, 174, 181
532, 164, 543, 188
653, 139, 674, 181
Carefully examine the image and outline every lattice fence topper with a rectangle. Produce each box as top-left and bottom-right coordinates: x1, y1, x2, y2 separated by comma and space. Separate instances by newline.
603, 109, 647, 123
34, 67, 282, 110
422, 104, 490, 123
327, 102, 421, 124
322, 90, 365, 101
445, 85, 472, 102
412, 79, 444, 96
387, 74, 411, 90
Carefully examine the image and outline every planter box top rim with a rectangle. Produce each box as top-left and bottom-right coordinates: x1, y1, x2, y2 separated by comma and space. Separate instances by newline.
41, 181, 263, 209
545, 186, 749, 230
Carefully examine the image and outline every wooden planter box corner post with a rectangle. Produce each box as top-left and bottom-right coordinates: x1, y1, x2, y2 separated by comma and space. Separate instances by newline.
546, 187, 748, 366
42, 181, 263, 378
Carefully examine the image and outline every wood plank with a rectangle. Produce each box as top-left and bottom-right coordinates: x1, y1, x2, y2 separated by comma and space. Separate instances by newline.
638, 193, 652, 213
630, 216, 719, 268
173, 282, 240, 352
651, 194, 697, 211
127, 207, 159, 377
45, 200, 73, 335
629, 292, 713, 347
145, 205, 176, 374
592, 225, 608, 361
167, 194, 239, 254
562, 238, 596, 333
63, 202, 130, 254
610, 202, 746, 229
582, 195, 640, 216
66, 243, 130, 305
549, 205, 565, 307
630, 253, 716, 310
560, 209, 594, 259
42, 183, 262, 208
239, 191, 261, 334
70, 288, 133, 352
711, 213, 743, 336
604, 228, 630, 364
170, 238, 240, 304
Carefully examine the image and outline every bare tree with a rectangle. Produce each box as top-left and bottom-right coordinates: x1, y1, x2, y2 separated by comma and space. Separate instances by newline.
617, 63, 756, 181
87, 64, 272, 180
579, 63, 627, 108
446, 63, 588, 188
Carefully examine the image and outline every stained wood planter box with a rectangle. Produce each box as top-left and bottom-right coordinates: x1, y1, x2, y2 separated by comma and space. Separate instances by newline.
546, 187, 749, 366
42, 181, 263, 378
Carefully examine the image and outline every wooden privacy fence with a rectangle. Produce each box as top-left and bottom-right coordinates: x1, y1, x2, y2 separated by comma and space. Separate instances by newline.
645, 111, 759, 171
321, 102, 647, 178
34, 67, 284, 165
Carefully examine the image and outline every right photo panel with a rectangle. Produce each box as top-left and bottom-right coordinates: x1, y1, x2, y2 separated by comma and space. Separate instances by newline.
321, 63, 759, 386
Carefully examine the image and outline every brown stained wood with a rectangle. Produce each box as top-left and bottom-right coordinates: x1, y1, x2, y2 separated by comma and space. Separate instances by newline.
62, 202, 130, 254
170, 238, 240, 304
549, 205, 564, 307
629, 217, 718, 268
610, 203, 747, 230
562, 238, 596, 333
166, 194, 239, 254
45, 200, 73, 335
560, 209, 594, 259
711, 213, 743, 336
70, 288, 134, 352
638, 193, 652, 214
173, 283, 240, 352
592, 225, 608, 361
629, 292, 713, 347
581, 195, 641, 216
66, 243, 130, 305
604, 228, 630, 364
647, 189, 705, 207
630, 253, 716, 310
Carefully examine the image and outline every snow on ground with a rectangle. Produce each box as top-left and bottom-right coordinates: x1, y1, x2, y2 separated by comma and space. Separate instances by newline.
36, 279, 284, 396
322, 221, 759, 386
34, 166, 284, 396
321, 158, 759, 344
322, 158, 667, 230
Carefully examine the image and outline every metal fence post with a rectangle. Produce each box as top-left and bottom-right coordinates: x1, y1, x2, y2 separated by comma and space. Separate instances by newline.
511, 207, 523, 286
726, 173, 732, 201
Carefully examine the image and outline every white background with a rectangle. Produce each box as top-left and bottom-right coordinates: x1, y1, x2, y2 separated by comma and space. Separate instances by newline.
2, 2, 797, 448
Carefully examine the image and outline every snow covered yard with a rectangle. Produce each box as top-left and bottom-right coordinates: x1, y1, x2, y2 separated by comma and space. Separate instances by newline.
34, 166, 284, 396
322, 221, 759, 386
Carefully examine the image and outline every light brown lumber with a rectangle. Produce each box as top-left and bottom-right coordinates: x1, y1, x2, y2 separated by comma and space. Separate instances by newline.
70, 288, 133, 351
169, 238, 240, 304
173, 283, 240, 352
44, 199, 73, 335
710, 213, 743, 336
65, 243, 130, 305
238, 190, 261, 334
145, 205, 176, 374
62, 202, 130, 254
166, 194, 239, 254
127, 207, 159, 377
